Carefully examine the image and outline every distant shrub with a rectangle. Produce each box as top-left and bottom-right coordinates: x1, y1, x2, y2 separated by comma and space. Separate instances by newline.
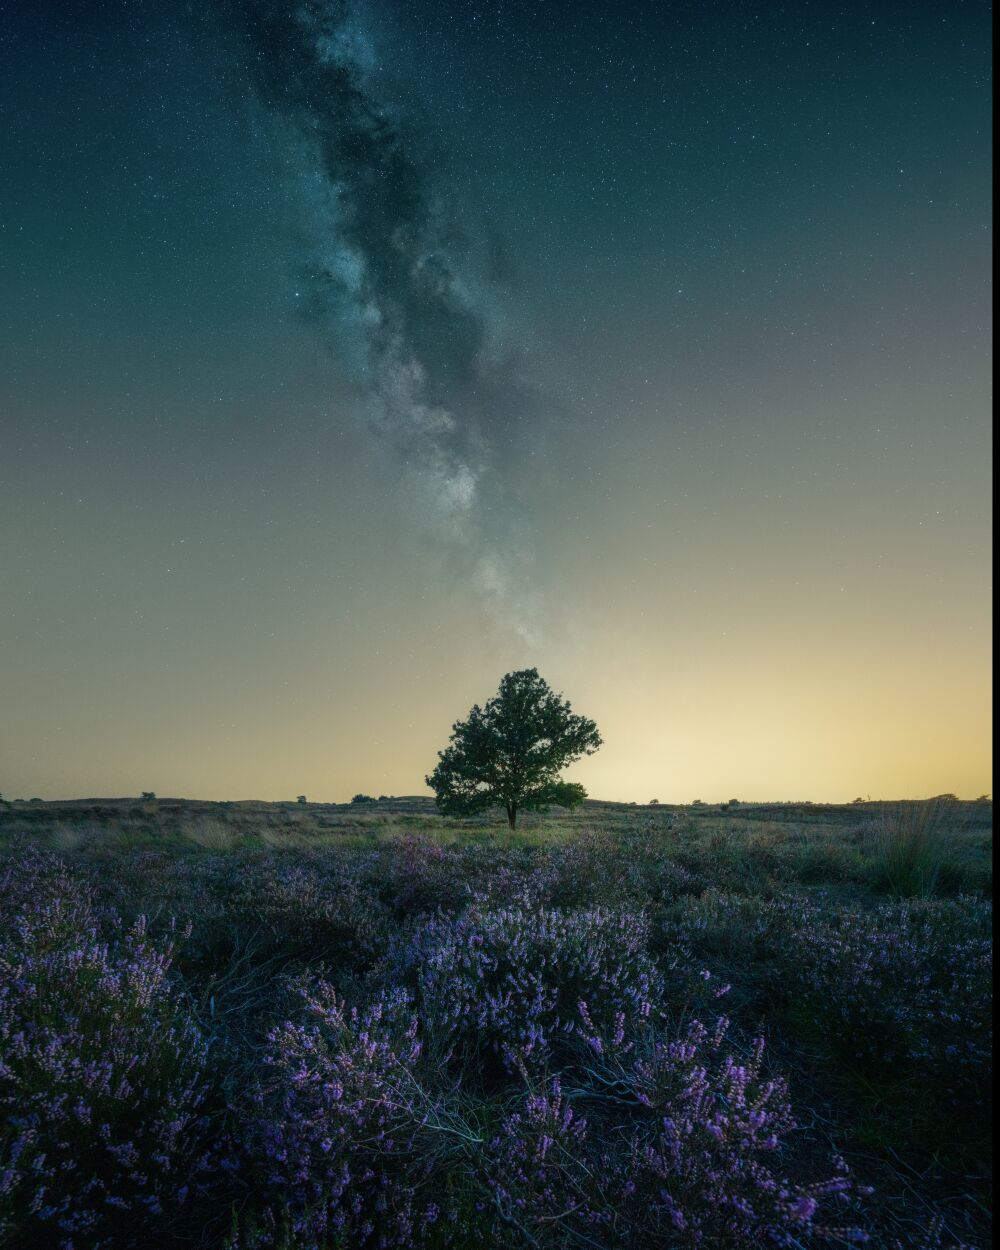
141, 791, 157, 800
793, 838, 865, 885
351, 793, 375, 804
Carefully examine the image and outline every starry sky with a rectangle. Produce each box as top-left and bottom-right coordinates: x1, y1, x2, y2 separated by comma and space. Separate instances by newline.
1, 0, 992, 802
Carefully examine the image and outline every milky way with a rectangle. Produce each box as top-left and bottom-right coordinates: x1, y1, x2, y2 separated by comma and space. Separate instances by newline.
241, 0, 542, 641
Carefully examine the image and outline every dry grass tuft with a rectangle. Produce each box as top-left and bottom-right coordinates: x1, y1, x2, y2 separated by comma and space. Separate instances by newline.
866, 800, 956, 898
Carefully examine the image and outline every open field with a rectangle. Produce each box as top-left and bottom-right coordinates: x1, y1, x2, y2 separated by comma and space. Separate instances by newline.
0, 798, 992, 1249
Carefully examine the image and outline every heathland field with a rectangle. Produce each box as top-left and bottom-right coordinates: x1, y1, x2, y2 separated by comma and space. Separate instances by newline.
0, 797, 992, 1249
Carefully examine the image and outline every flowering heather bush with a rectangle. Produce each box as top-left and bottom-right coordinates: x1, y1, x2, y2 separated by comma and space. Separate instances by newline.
486, 1077, 613, 1241
519, 829, 703, 911
790, 897, 992, 1112
396, 904, 662, 1073
613, 1019, 870, 1247
666, 889, 992, 1161
0, 817, 987, 1250
370, 835, 480, 919
659, 890, 824, 985
488, 1016, 870, 1248
248, 978, 442, 1249
0, 847, 94, 952
231, 855, 391, 975
527, 830, 650, 908
0, 856, 210, 1249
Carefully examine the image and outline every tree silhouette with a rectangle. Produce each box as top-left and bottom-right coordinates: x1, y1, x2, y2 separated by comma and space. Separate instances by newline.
426, 669, 602, 829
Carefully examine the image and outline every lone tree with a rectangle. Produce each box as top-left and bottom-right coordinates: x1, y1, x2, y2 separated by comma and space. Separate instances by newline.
426, 668, 602, 829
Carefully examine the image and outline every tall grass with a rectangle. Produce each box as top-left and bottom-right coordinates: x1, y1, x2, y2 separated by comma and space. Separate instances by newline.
867, 800, 955, 898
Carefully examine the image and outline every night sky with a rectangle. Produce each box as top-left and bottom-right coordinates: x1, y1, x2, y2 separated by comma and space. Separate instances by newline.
1, 0, 991, 802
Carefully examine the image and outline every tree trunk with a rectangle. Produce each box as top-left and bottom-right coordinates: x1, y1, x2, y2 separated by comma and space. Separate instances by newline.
506, 803, 517, 829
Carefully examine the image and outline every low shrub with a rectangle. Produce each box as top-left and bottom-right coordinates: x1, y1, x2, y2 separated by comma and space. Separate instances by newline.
487, 1016, 871, 1248
245, 980, 443, 1249
663, 889, 993, 1163
396, 904, 662, 1075
0, 855, 210, 1248
0, 817, 988, 1250
230, 855, 390, 976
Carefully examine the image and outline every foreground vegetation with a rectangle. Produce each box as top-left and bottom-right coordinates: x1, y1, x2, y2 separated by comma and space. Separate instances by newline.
0, 798, 991, 1249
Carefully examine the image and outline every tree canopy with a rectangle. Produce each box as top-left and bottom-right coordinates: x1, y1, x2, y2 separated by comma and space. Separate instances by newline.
425, 669, 602, 828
